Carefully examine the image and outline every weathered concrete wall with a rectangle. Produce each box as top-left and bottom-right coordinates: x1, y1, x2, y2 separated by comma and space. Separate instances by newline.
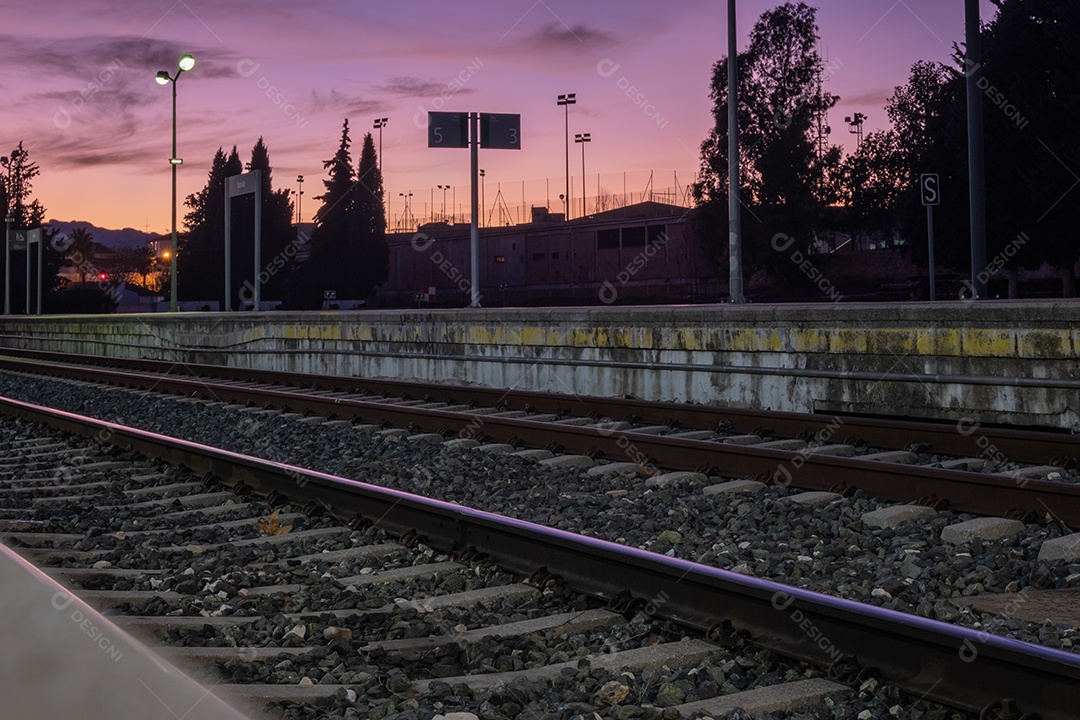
0, 301, 1076, 429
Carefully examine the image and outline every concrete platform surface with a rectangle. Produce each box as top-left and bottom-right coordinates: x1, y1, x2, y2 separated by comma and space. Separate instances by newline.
0, 543, 254, 720
2, 302, 1076, 430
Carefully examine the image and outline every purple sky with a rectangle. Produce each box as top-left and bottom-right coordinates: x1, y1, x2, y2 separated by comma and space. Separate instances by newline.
2, 0, 996, 233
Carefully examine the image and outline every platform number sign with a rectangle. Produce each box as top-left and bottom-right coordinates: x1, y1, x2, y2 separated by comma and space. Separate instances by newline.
920, 173, 940, 206
480, 113, 521, 149
428, 112, 469, 148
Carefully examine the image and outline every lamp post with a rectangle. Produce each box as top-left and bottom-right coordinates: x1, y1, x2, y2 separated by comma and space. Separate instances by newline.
437, 184, 449, 222
399, 192, 413, 230
373, 118, 387, 170
155, 53, 195, 313
844, 112, 866, 147
296, 175, 304, 224
479, 169, 485, 228
557, 93, 576, 219
373, 118, 388, 218
575, 133, 591, 218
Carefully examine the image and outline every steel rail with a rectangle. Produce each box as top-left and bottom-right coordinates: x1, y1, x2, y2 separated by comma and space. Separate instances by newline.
1, 354, 1079, 527
0, 347, 1074, 467
0, 394, 1076, 718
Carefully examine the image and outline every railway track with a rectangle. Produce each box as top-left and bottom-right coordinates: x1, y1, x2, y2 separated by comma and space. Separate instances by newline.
0, 349, 1076, 527
2, 397, 1079, 719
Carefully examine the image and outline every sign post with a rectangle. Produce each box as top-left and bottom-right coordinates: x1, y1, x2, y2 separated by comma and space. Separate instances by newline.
920, 173, 940, 301
224, 170, 262, 311
15, 229, 42, 314
428, 111, 520, 307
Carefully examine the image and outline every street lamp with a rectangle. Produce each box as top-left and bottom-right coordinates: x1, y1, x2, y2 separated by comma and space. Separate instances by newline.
575, 133, 591, 218
155, 53, 195, 312
845, 112, 866, 147
479, 169, 485, 228
437, 184, 450, 222
399, 191, 413, 230
373, 118, 388, 218
296, 175, 304, 224
373, 118, 387, 170
557, 93, 576, 219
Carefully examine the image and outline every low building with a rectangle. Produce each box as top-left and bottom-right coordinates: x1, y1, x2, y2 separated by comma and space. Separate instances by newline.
382, 201, 721, 306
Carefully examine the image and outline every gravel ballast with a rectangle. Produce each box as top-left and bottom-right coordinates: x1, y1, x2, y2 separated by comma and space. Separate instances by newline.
0, 370, 1077, 717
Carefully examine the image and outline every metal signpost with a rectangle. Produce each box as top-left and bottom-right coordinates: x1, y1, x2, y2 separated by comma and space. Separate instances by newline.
11, 229, 43, 315
224, 170, 262, 311
429, 111, 520, 307
920, 173, 940, 301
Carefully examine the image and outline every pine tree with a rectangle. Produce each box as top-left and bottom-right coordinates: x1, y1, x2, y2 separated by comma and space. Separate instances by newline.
351, 132, 389, 296
180, 147, 242, 304
285, 120, 356, 308
242, 138, 297, 304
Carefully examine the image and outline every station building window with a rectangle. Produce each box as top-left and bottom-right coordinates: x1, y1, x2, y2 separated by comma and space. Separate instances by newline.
494, 255, 506, 264
532, 252, 545, 261
597, 228, 620, 249
647, 224, 667, 245
622, 226, 647, 247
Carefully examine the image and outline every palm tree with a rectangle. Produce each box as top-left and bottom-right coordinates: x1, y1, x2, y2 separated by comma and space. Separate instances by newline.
67, 227, 95, 286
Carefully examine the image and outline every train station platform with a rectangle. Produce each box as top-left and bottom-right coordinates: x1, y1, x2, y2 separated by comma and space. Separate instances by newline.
0, 543, 254, 720
0, 301, 1075, 429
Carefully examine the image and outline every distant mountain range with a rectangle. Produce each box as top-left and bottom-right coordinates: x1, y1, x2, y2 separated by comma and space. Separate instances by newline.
48, 220, 160, 250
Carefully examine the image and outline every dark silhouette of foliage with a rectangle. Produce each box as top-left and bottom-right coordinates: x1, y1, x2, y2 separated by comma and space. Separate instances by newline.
692, 2, 838, 285
285, 121, 388, 308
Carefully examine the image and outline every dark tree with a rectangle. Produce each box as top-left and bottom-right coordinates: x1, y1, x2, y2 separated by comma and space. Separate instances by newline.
839, 130, 906, 247
227, 138, 298, 308
979, 0, 1080, 295
692, 2, 839, 284
285, 119, 356, 308
883, 61, 970, 277
1, 143, 66, 311
180, 147, 242, 304
352, 132, 390, 296
114, 245, 156, 288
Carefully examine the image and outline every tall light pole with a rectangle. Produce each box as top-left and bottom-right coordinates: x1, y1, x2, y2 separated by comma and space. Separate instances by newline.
373, 118, 388, 170
296, 175, 304, 224
575, 133, 591, 218
844, 112, 866, 147
727, 0, 744, 304
557, 93, 576, 218
155, 53, 195, 313
438, 184, 449, 222
965, 0, 987, 299
399, 191, 413, 229
479, 169, 485, 227
373, 118, 388, 218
